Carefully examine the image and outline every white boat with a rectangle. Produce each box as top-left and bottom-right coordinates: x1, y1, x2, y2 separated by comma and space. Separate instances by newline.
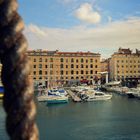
87, 91, 112, 101
80, 90, 112, 101
48, 88, 68, 96
37, 87, 69, 103
104, 81, 121, 92
126, 88, 140, 99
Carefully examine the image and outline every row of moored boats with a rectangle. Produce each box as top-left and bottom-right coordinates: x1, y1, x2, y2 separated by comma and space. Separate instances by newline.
102, 81, 140, 99
37, 85, 112, 104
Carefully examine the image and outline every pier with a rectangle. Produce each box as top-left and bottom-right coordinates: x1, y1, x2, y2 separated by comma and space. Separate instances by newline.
66, 90, 81, 102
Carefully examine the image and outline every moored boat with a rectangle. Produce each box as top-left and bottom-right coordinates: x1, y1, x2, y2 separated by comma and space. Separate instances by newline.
46, 95, 68, 104
86, 91, 112, 101
77, 88, 112, 101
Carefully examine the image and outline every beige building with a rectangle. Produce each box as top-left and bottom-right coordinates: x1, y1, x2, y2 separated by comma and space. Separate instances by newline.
101, 59, 109, 72
27, 49, 101, 87
100, 59, 110, 84
109, 48, 140, 84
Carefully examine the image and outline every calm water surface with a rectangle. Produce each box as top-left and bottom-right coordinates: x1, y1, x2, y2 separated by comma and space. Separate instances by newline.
0, 94, 140, 140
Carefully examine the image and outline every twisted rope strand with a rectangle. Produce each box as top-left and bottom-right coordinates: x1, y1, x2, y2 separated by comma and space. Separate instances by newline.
0, 0, 39, 139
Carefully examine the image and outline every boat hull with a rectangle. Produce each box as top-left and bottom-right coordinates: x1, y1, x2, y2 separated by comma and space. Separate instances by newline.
87, 95, 112, 101
47, 99, 68, 104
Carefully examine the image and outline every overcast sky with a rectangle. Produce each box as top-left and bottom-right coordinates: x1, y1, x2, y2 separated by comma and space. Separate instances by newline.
18, 0, 140, 58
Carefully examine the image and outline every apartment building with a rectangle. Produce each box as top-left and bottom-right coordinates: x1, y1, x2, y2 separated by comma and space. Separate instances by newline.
109, 48, 140, 86
27, 49, 101, 87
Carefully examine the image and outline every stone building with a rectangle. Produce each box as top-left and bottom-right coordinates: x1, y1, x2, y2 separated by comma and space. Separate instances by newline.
109, 48, 140, 87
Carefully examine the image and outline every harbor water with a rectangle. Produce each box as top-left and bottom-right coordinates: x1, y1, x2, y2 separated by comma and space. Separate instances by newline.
0, 94, 140, 140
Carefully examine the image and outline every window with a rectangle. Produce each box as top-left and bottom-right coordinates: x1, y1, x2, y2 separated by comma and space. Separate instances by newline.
81, 58, 84, 63
39, 64, 42, 68
33, 71, 36, 75
39, 70, 42, 75
90, 70, 93, 74
39, 58, 42, 62
86, 65, 88, 68
81, 64, 84, 68
71, 58, 74, 63
76, 59, 78, 63
50, 64, 53, 68
90, 59, 93, 62
45, 65, 47, 68
60, 64, 63, 68
76, 71, 79, 74
71, 64, 74, 68
34, 65, 36, 68
45, 71, 47, 75
45, 58, 47, 62
66, 71, 68, 75
66, 65, 68, 68
86, 71, 88, 74
76, 65, 78, 68
81, 70, 84, 74
95, 71, 97, 74
61, 70, 63, 75
60, 58, 63, 62
86, 59, 88, 63
34, 58, 36, 62
71, 70, 74, 75
95, 65, 98, 68
90, 64, 93, 68
50, 70, 53, 75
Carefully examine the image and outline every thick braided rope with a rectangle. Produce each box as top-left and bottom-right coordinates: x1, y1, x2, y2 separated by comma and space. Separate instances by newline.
0, 0, 39, 140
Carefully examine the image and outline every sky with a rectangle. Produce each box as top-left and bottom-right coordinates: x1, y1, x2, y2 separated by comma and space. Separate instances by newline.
18, 0, 140, 58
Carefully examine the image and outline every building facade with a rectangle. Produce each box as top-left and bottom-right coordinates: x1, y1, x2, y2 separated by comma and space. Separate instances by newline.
27, 49, 101, 87
109, 48, 140, 86
100, 59, 110, 84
